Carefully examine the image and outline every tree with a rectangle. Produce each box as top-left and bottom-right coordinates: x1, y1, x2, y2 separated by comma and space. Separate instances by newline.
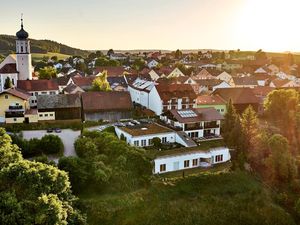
38, 66, 57, 79
265, 134, 297, 185
75, 62, 87, 72
175, 49, 183, 59
223, 99, 238, 148
4, 77, 12, 89
241, 105, 258, 152
50, 56, 58, 61
91, 70, 111, 91
40, 135, 64, 155
152, 137, 162, 149
107, 49, 114, 57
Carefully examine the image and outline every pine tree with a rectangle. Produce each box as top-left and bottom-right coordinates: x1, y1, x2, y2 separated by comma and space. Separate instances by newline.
241, 105, 258, 153
4, 77, 12, 90
223, 99, 238, 147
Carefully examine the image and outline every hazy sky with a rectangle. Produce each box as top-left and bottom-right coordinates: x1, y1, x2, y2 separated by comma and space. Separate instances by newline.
2, 0, 300, 51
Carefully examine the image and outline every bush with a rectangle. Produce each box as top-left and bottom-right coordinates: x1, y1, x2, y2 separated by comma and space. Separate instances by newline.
40, 135, 64, 155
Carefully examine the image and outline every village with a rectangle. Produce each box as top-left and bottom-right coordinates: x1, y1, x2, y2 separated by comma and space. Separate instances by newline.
1, 19, 299, 175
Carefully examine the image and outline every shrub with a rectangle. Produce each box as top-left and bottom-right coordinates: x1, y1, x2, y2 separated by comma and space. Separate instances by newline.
40, 135, 64, 155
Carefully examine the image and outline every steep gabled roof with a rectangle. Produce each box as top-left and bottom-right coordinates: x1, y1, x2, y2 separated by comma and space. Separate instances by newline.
1, 88, 30, 100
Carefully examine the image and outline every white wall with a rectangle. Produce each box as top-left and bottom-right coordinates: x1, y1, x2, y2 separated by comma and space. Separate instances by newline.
38, 111, 55, 121
154, 147, 231, 174
149, 86, 163, 115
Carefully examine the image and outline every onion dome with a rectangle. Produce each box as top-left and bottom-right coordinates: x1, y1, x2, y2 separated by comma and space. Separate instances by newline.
16, 18, 29, 40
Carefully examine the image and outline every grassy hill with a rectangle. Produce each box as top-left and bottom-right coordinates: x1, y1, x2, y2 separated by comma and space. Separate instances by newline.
79, 172, 295, 225
0, 34, 89, 58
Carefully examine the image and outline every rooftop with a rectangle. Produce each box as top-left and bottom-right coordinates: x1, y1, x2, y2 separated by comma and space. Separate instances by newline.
17, 80, 59, 92
37, 94, 81, 109
117, 122, 174, 137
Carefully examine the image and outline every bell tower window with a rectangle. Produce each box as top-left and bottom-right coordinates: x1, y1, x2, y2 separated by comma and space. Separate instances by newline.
21, 46, 23, 53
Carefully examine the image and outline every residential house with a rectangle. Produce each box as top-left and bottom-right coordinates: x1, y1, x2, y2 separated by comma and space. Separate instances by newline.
269, 79, 300, 88
107, 76, 128, 91
114, 121, 195, 148
128, 78, 155, 108
212, 88, 260, 113
82, 91, 133, 122
232, 77, 258, 88
216, 71, 234, 86
17, 80, 59, 107
0, 88, 37, 123
149, 84, 197, 115
160, 108, 223, 139
196, 95, 227, 115
68, 76, 96, 91
109, 53, 127, 61
153, 147, 231, 174
93, 66, 128, 77
37, 94, 82, 121
267, 64, 280, 75
192, 69, 217, 80
63, 83, 84, 94
194, 79, 224, 94
147, 59, 159, 69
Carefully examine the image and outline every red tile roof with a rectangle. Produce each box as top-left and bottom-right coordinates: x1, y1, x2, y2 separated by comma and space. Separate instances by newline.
213, 88, 259, 104
93, 67, 128, 77
17, 80, 59, 92
156, 84, 197, 101
197, 95, 226, 105
1, 88, 30, 100
82, 91, 133, 112
72, 76, 95, 88
0, 63, 18, 74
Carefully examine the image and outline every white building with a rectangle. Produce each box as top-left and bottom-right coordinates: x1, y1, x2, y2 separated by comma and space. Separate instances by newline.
147, 59, 159, 69
0, 18, 33, 92
153, 147, 231, 174
160, 108, 223, 139
127, 78, 155, 107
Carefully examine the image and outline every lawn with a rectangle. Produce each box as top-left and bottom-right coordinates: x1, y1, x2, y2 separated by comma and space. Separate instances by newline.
79, 172, 295, 225
32, 52, 70, 61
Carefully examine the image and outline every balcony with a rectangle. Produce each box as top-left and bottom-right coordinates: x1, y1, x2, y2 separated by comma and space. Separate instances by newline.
8, 105, 23, 110
5, 111, 25, 118
184, 124, 203, 131
204, 122, 219, 129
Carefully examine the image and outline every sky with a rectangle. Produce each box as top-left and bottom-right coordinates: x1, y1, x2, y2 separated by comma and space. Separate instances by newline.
1, 0, 300, 52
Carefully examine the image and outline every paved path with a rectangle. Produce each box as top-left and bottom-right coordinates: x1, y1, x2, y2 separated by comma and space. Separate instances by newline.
22, 129, 81, 162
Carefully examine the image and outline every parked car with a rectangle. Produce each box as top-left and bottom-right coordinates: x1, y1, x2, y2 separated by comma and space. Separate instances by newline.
47, 128, 53, 133
55, 128, 62, 133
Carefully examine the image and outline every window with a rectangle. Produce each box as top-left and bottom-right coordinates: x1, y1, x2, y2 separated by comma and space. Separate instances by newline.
31, 100, 35, 103
5, 95, 8, 99
50, 91, 56, 95
21, 46, 23, 52
13, 118, 17, 122
160, 164, 166, 172
221, 109, 224, 112
215, 155, 223, 162
134, 140, 139, 146
148, 139, 153, 146
192, 159, 198, 166
141, 139, 146, 146
31, 93, 34, 96
41, 92, 47, 95
162, 137, 167, 143
44, 114, 48, 117
35, 92, 38, 96
39, 114, 43, 117
184, 160, 190, 168
12, 79, 14, 85
50, 114, 53, 117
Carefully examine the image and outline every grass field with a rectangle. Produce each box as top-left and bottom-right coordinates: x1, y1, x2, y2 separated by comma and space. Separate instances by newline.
79, 172, 295, 225
32, 52, 70, 61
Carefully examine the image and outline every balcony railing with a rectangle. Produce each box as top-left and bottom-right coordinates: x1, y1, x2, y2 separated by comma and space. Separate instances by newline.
204, 124, 220, 129
8, 105, 23, 110
184, 124, 203, 131
5, 111, 24, 118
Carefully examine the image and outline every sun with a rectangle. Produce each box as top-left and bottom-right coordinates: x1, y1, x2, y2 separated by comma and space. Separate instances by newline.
233, 0, 300, 52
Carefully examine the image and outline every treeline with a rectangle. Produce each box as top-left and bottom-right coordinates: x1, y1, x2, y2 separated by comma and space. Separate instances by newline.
223, 89, 300, 220
0, 35, 89, 56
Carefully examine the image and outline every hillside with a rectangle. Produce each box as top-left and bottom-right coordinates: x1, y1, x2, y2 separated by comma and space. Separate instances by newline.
0, 34, 90, 57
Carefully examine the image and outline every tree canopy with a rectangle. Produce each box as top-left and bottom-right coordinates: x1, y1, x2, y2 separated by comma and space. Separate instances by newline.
91, 70, 111, 91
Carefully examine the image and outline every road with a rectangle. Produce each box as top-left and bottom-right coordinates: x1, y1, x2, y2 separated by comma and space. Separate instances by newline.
22, 129, 81, 162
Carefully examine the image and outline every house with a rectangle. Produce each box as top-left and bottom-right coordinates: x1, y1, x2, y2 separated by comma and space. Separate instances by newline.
63, 83, 84, 94
147, 59, 159, 69
149, 67, 185, 80
167, 68, 185, 78
17, 80, 60, 107
212, 88, 260, 113
107, 76, 128, 91
128, 78, 155, 108
192, 69, 217, 80
253, 74, 271, 86
68, 76, 96, 91
160, 108, 223, 139
114, 121, 196, 148
252, 86, 275, 113
109, 53, 127, 61
0, 88, 38, 123
267, 64, 280, 75
0, 63, 19, 92
216, 71, 234, 86
194, 79, 224, 94
269, 79, 299, 88
37, 94, 82, 121
232, 77, 258, 88
196, 95, 227, 115
149, 84, 197, 115
153, 146, 231, 174
81, 91, 133, 122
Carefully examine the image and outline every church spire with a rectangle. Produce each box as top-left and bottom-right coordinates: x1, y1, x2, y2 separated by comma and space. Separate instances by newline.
16, 14, 29, 40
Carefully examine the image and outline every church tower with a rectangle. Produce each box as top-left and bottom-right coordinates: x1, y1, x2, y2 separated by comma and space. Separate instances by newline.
16, 17, 32, 80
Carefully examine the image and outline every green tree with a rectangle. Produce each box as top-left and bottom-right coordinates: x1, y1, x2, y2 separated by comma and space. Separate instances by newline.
152, 137, 162, 149
107, 49, 114, 56
40, 135, 64, 155
174, 49, 183, 59
265, 134, 297, 185
4, 77, 13, 89
241, 105, 258, 152
223, 99, 238, 147
91, 70, 111, 91
38, 66, 57, 79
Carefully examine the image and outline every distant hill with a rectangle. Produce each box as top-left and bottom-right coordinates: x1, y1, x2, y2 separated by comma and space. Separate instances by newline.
0, 34, 90, 57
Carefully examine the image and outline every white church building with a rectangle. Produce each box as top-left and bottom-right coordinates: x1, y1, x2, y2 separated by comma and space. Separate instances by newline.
0, 18, 33, 92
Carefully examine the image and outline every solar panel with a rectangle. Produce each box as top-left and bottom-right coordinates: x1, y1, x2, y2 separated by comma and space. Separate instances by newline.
178, 110, 197, 118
